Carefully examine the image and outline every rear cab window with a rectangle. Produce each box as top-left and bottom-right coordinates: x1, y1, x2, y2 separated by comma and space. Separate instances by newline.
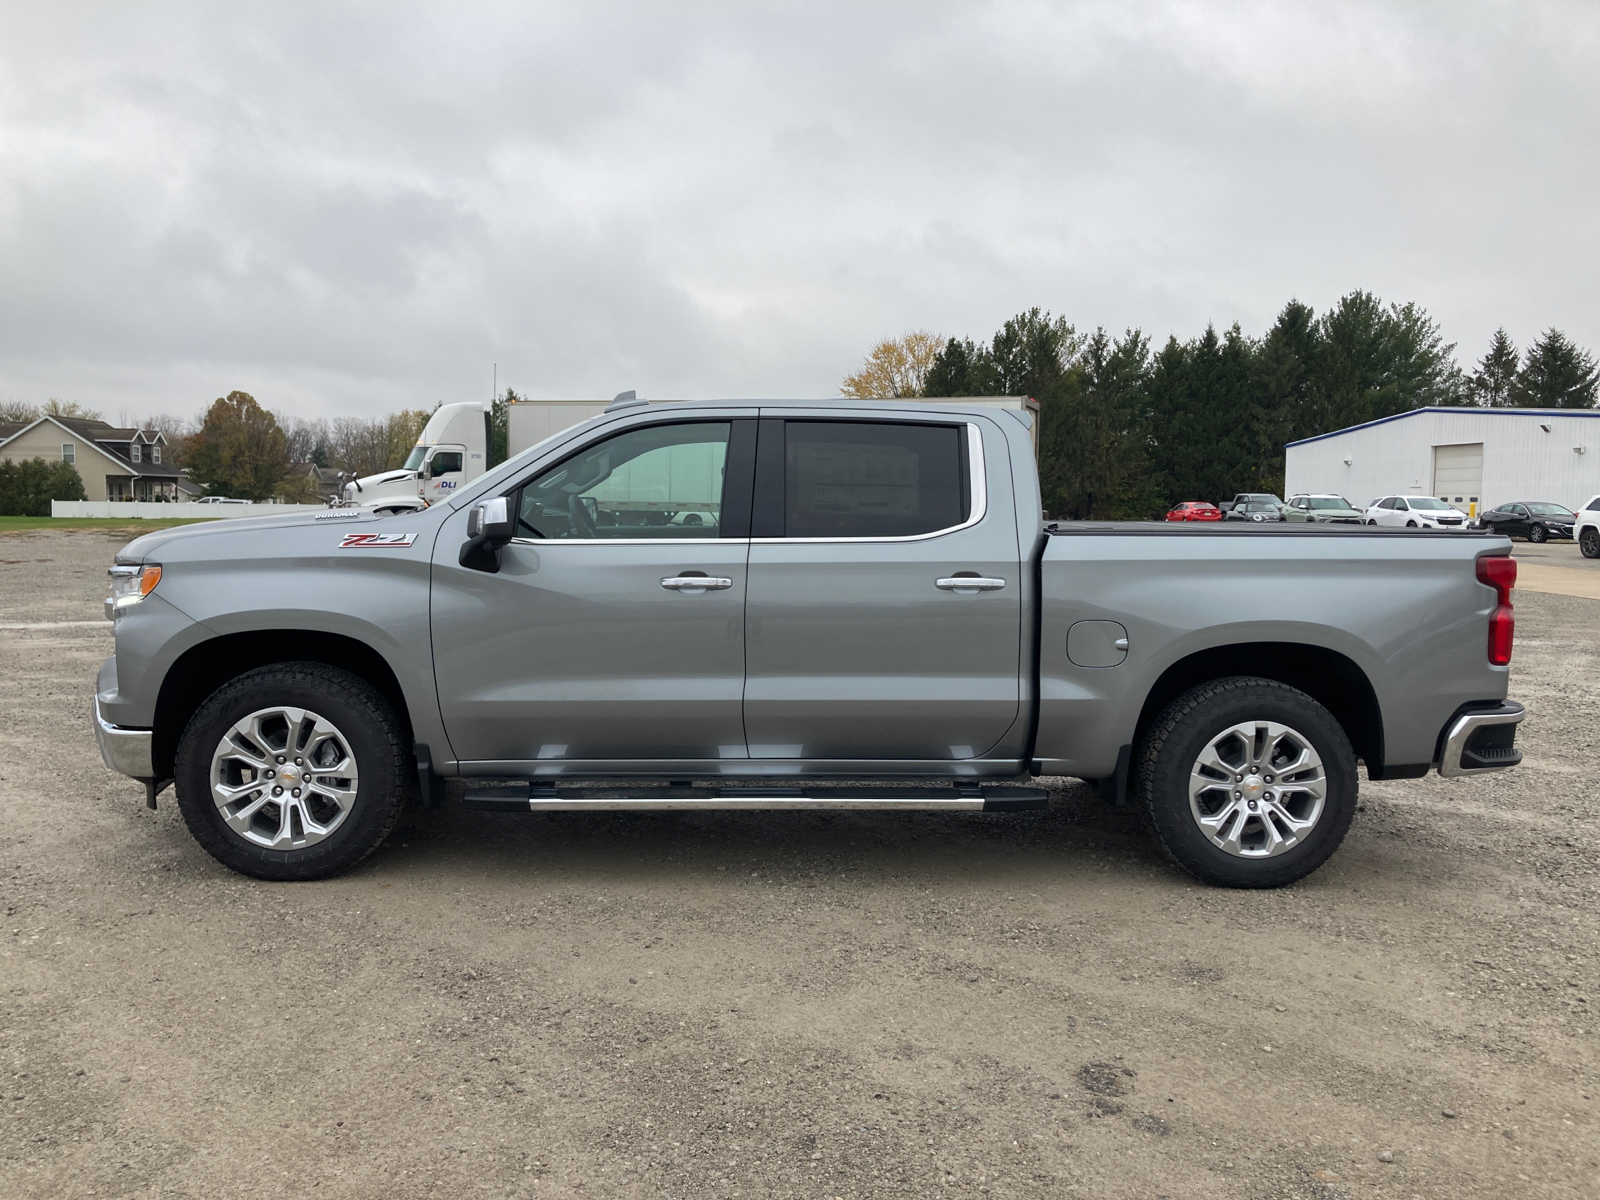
757, 420, 971, 539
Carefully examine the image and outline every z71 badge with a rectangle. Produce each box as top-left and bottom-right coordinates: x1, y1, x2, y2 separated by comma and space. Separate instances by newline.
338, 532, 417, 548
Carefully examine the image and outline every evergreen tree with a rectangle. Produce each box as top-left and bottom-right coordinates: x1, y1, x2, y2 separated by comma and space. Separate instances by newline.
1252, 300, 1319, 492
1514, 329, 1599, 408
922, 337, 1001, 397
1050, 329, 1152, 519
1471, 328, 1521, 407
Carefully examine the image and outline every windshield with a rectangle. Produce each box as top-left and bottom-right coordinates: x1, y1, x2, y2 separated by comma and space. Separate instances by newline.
1409, 497, 1453, 511
1244, 503, 1277, 512
1309, 497, 1355, 511
402, 446, 427, 471
1527, 503, 1575, 517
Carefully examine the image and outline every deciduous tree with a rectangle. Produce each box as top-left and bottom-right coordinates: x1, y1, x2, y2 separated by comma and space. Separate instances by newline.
183, 391, 289, 501
840, 331, 946, 398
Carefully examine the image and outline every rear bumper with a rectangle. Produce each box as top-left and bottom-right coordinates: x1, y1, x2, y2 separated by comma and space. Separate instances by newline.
93, 693, 153, 779
1437, 701, 1525, 778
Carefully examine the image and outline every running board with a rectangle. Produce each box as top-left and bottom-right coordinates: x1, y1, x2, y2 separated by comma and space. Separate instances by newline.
461, 784, 1050, 813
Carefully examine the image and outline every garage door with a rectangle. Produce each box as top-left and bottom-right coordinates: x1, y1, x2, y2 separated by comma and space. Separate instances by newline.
1432, 443, 1483, 511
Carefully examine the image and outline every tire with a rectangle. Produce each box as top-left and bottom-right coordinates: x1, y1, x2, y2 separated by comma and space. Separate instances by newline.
1581, 528, 1600, 559
1134, 676, 1358, 888
1405, 520, 1417, 528
1529, 524, 1547, 544
1367, 519, 1377, 526
173, 663, 410, 881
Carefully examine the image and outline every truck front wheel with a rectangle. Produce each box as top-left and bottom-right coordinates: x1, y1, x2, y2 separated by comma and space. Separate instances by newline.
1135, 677, 1357, 888
173, 663, 410, 881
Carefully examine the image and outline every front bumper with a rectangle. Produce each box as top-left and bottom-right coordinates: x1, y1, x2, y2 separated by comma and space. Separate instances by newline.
93, 694, 153, 779
1437, 701, 1525, 778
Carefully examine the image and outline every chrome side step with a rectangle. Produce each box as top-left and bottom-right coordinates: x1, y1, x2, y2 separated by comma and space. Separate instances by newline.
461, 784, 1050, 813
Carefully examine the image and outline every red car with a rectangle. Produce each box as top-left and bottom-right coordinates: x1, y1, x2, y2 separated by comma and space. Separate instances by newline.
1165, 501, 1222, 522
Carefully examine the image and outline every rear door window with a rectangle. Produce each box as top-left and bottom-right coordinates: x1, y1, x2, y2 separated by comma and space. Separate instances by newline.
772, 421, 968, 539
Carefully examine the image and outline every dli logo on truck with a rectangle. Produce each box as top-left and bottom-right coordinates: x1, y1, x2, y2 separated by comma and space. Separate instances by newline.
338, 532, 417, 548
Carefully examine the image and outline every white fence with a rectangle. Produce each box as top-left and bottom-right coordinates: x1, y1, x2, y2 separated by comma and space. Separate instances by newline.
52, 501, 331, 520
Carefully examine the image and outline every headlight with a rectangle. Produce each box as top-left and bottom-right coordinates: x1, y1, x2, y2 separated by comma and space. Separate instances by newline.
108, 564, 162, 617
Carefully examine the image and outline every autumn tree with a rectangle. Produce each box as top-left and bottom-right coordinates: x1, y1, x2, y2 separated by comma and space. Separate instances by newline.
840, 331, 946, 398
0, 399, 39, 424
183, 391, 290, 500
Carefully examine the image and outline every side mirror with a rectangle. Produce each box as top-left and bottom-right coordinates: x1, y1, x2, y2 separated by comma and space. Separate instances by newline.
460, 496, 514, 572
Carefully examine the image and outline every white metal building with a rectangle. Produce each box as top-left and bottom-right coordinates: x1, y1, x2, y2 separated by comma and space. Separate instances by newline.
1284, 407, 1600, 518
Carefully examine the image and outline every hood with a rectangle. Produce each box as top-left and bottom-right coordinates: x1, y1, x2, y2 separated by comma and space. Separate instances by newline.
112, 508, 401, 564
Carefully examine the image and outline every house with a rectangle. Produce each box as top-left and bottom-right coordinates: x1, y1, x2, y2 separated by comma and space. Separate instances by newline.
0, 415, 188, 501
283, 461, 344, 502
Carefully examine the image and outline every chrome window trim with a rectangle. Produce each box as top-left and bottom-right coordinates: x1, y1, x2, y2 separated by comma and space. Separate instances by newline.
508, 537, 738, 547
751, 421, 987, 545
506, 421, 986, 548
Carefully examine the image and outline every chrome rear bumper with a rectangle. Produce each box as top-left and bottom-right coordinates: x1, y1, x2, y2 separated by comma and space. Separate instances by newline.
1437, 701, 1525, 778
93, 695, 153, 779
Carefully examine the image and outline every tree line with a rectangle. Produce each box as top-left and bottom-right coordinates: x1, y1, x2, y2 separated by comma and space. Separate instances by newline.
842, 293, 1600, 519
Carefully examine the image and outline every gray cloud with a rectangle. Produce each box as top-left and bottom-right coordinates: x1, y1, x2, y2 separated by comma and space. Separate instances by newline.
1, 0, 1596, 419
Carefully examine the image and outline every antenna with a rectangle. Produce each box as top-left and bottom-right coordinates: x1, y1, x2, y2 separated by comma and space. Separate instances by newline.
492, 363, 497, 407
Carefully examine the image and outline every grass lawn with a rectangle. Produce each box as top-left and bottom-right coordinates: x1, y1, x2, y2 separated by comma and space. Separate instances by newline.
0, 516, 212, 533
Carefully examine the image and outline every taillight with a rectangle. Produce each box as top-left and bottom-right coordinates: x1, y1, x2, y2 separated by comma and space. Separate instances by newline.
1476, 554, 1516, 666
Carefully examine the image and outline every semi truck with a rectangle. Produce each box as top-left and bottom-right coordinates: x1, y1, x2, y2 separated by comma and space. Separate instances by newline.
339, 401, 493, 513
95, 396, 1523, 889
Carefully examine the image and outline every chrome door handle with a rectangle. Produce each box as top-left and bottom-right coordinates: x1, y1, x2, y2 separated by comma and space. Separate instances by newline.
935, 576, 1006, 593
661, 576, 733, 592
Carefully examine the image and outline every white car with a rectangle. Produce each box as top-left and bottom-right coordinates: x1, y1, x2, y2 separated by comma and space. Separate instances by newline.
1577, 495, 1600, 558
1363, 495, 1472, 530
192, 496, 253, 505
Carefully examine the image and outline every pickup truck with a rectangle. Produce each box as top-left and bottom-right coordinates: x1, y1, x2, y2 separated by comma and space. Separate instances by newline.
93, 398, 1526, 888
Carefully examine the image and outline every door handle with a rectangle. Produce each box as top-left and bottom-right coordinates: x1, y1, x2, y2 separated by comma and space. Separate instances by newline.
661, 576, 734, 593
935, 576, 1006, 593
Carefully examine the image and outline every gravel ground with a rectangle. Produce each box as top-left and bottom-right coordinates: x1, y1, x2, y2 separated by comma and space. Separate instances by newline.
2, 527, 1596, 1200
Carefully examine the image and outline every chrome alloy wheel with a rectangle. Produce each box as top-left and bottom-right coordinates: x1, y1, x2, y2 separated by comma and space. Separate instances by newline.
209, 707, 360, 849
1188, 720, 1326, 858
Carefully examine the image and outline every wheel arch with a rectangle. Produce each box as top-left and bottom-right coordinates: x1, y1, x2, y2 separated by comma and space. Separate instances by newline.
1131, 642, 1386, 779
152, 631, 414, 781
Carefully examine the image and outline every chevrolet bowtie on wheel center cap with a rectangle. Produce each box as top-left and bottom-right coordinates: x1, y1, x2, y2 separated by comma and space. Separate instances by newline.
1188, 720, 1326, 858
209, 705, 361, 849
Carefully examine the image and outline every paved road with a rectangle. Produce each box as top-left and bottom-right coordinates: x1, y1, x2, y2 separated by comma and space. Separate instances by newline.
2, 528, 1596, 1199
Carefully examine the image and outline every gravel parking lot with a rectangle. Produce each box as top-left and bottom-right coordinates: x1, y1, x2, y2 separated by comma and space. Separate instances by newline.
2, 527, 1596, 1199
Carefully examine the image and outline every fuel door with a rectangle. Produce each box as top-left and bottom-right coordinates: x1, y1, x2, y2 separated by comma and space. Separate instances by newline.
1067, 620, 1129, 668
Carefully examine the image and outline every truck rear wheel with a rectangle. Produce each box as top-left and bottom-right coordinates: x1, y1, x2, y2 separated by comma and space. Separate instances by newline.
173, 664, 409, 881
1135, 677, 1357, 888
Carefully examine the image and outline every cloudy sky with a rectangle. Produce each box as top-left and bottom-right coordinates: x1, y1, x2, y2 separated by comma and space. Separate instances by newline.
1, 1, 1596, 421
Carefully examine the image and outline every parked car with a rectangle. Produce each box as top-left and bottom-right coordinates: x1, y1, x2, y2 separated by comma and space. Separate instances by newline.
93, 398, 1524, 891
1576, 496, 1600, 558
193, 496, 253, 505
1225, 501, 1284, 523
1475, 501, 1576, 543
1283, 495, 1363, 524
1165, 501, 1223, 522
1363, 495, 1472, 530
1220, 492, 1284, 514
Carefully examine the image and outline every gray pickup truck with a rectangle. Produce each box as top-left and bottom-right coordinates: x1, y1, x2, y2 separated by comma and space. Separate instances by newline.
94, 398, 1525, 888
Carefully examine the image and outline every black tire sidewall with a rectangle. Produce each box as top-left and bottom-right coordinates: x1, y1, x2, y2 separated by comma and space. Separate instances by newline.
1140, 679, 1357, 888
1582, 529, 1600, 558
1530, 524, 1546, 543
174, 664, 406, 881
